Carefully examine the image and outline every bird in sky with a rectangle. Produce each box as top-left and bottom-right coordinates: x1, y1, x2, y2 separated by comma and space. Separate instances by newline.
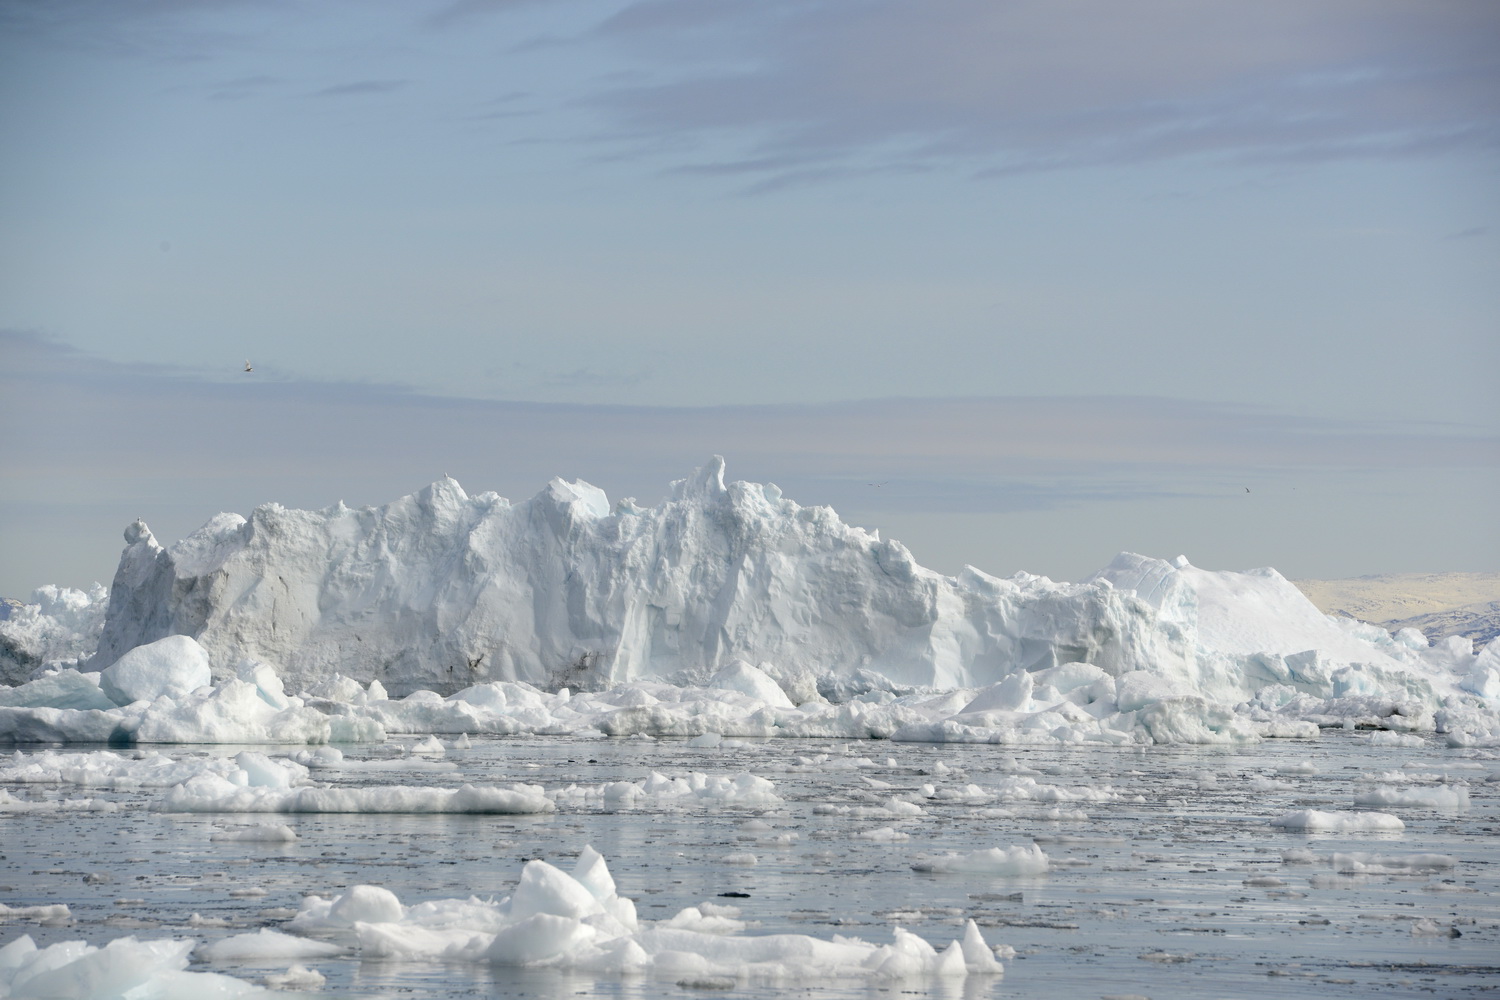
243, 360, 254, 373
867, 482, 888, 488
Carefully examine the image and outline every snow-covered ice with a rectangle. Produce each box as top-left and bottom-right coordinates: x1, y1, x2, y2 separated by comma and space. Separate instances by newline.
1269, 809, 1406, 833
2, 460, 1491, 749
912, 844, 1050, 876
0, 934, 274, 999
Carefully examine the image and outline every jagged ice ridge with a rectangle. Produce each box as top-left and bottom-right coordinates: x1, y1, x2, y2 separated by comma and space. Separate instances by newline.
1, 458, 1496, 746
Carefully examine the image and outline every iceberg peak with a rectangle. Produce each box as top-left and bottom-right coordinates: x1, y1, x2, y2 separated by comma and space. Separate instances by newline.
124, 519, 157, 548
672, 455, 728, 500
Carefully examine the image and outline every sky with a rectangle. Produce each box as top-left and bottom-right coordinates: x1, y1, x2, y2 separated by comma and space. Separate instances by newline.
1, 0, 1497, 598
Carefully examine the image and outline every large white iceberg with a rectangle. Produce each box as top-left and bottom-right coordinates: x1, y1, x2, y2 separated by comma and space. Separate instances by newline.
1, 459, 1494, 746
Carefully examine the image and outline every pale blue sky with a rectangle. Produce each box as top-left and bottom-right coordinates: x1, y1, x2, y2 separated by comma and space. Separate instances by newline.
1, 0, 1496, 596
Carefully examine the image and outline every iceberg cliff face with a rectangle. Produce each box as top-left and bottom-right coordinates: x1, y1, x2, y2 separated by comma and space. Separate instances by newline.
86, 458, 1424, 705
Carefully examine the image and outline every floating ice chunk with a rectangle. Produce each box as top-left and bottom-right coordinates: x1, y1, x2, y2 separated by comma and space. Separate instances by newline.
912, 844, 1049, 876
0, 934, 270, 998
1278, 759, 1318, 776
1410, 918, 1462, 937
572, 844, 620, 903
1249, 775, 1299, 792
708, 661, 794, 710
159, 776, 554, 814
0, 749, 242, 790
259, 847, 1003, 984
409, 735, 445, 755
1329, 852, 1457, 873
332, 884, 404, 925
98, 635, 212, 706
210, 823, 298, 843
0, 670, 116, 712
855, 826, 911, 842
1270, 809, 1404, 833
197, 929, 346, 961
508, 860, 606, 923
1366, 731, 1426, 748
960, 672, 1034, 714
721, 853, 757, 866
1353, 785, 1470, 811
262, 963, 325, 989
0, 789, 117, 814
234, 660, 290, 710
288, 746, 343, 768
660, 907, 750, 934
485, 913, 597, 965
289, 884, 406, 932
232, 751, 303, 789
551, 770, 782, 810
960, 919, 1004, 973
0, 903, 71, 922
988, 775, 1131, 803
286, 746, 454, 772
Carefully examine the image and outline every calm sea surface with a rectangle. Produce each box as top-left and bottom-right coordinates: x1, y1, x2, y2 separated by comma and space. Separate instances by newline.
2, 730, 1495, 998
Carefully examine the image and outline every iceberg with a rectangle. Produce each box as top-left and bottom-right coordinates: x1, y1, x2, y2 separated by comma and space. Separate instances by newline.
0, 459, 1494, 746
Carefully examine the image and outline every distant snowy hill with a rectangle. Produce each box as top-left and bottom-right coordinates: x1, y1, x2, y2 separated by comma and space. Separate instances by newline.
1294, 573, 1500, 650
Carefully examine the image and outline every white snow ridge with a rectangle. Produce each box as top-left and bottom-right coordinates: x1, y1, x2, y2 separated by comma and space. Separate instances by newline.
1, 457, 1496, 747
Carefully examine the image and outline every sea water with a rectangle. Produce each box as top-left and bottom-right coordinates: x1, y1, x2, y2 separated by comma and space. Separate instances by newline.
1, 730, 1495, 998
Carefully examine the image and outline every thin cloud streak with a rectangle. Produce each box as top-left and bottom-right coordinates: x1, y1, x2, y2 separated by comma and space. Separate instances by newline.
307, 79, 409, 98
581, 0, 1500, 179
5, 330, 1494, 489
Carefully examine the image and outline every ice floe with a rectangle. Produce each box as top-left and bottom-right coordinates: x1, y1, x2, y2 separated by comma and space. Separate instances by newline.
0, 934, 273, 999
158, 775, 553, 815
911, 844, 1050, 876
1270, 809, 1405, 833
270, 845, 1004, 984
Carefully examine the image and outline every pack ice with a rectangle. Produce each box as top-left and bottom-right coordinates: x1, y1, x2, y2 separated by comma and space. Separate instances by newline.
2, 458, 1495, 746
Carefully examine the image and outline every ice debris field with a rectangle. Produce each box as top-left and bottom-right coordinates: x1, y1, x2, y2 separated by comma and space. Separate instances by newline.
0, 460, 1496, 998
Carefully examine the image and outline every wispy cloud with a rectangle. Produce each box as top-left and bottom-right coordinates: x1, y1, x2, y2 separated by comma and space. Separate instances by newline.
207, 73, 280, 100
574, 0, 1500, 181
0, 0, 273, 62
424, 0, 547, 30
307, 79, 409, 98
5, 330, 1494, 497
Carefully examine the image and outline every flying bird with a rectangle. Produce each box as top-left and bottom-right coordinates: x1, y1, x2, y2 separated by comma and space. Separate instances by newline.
243, 360, 254, 373
867, 482, 888, 488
